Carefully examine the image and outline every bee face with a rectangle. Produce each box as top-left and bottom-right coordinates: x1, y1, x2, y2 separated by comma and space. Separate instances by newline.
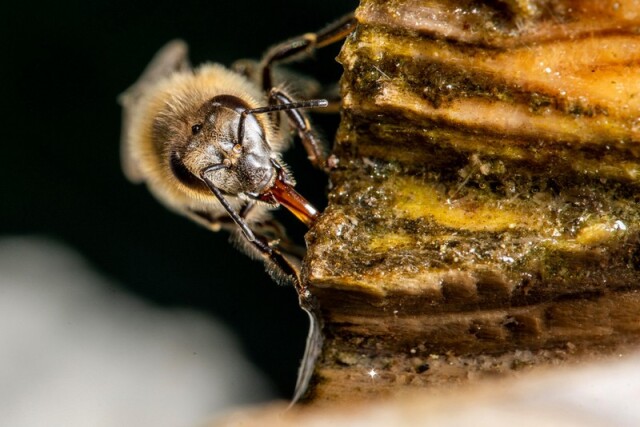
189, 95, 276, 196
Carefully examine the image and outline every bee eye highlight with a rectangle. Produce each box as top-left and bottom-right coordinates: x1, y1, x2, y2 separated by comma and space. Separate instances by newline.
191, 124, 202, 135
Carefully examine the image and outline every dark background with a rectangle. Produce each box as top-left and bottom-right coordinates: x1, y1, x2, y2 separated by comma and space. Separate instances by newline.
3, 0, 357, 398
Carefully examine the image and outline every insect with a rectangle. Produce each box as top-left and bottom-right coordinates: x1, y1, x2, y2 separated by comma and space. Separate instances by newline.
119, 14, 356, 288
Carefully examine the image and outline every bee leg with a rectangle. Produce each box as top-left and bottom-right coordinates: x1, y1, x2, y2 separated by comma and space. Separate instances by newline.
250, 220, 307, 259
237, 202, 308, 259
269, 88, 329, 170
238, 201, 255, 218
200, 171, 303, 287
192, 195, 320, 405
189, 202, 306, 261
259, 12, 357, 92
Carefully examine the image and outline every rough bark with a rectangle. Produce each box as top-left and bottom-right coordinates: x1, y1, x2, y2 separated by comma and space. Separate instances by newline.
301, 0, 640, 403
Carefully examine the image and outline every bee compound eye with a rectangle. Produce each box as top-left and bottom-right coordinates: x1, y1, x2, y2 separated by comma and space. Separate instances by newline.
191, 124, 202, 135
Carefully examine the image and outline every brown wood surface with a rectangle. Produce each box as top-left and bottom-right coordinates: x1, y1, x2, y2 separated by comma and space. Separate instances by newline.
301, 0, 640, 403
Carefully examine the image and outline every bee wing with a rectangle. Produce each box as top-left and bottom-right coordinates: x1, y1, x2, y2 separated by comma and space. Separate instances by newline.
119, 40, 191, 182
291, 303, 323, 405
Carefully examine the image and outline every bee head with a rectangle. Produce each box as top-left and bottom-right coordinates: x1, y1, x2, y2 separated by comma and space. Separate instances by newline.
171, 95, 276, 197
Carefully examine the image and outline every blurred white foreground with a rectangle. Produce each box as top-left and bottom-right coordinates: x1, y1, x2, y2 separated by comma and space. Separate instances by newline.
0, 237, 272, 427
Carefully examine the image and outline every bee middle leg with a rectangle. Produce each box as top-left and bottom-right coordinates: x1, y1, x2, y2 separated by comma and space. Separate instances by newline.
269, 88, 329, 170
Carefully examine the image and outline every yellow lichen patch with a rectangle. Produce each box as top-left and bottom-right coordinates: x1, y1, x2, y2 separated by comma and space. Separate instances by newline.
390, 177, 544, 232
369, 233, 414, 251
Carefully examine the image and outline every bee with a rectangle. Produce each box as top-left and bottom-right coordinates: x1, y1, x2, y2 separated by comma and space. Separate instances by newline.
119, 14, 356, 288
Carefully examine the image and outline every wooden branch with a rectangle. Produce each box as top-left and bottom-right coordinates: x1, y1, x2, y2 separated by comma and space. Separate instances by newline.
301, 0, 640, 403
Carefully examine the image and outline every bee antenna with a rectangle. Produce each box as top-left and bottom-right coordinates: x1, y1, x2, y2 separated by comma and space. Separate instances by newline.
237, 99, 328, 146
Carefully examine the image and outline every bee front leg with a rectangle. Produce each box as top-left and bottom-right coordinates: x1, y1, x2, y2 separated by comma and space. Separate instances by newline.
200, 171, 303, 288
196, 181, 321, 404
269, 88, 329, 170
259, 12, 357, 92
